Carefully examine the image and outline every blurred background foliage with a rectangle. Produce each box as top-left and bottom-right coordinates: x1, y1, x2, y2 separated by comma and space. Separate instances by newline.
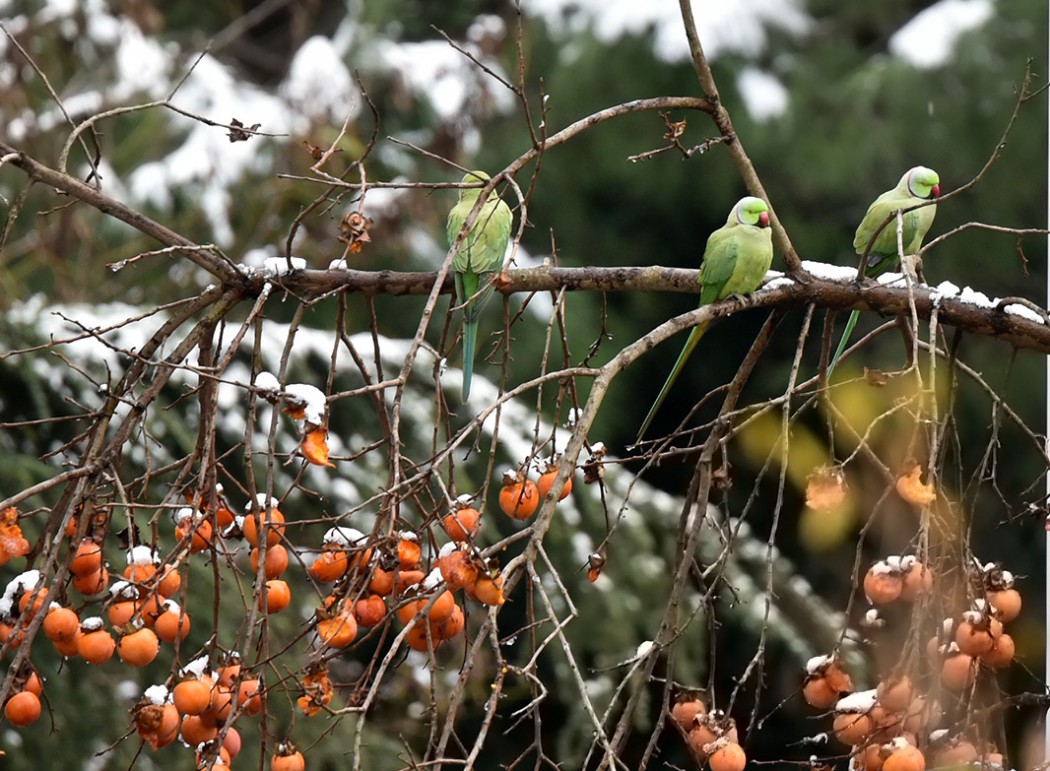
0, 0, 1048, 768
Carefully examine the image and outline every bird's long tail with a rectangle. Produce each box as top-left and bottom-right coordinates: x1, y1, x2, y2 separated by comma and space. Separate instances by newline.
461, 317, 477, 401
827, 309, 860, 379
635, 321, 710, 443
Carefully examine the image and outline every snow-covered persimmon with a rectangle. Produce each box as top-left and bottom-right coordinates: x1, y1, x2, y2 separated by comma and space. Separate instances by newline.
174, 512, 213, 553
242, 499, 286, 548
271, 743, 306, 771
882, 740, 925, 771
397, 532, 422, 570
153, 602, 191, 643
441, 502, 480, 542
498, 469, 539, 520
863, 562, 903, 605
707, 740, 747, 771
309, 548, 348, 583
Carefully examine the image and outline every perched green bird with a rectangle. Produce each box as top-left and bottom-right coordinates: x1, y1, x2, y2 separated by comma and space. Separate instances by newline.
636, 196, 774, 441
446, 170, 513, 400
828, 166, 940, 376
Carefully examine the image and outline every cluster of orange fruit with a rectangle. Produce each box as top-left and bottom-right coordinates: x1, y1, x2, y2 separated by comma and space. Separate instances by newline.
497, 459, 573, 521
0, 449, 579, 765
801, 556, 1020, 770
669, 693, 746, 771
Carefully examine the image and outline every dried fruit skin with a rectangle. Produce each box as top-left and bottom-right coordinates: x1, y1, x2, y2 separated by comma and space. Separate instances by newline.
301, 426, 335, 467
438, 550, 479, 591
805, 466, 847, 511
896, 464, 936, 506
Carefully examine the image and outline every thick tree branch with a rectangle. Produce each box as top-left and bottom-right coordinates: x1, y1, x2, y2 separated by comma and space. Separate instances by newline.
263, 266, 1050, 354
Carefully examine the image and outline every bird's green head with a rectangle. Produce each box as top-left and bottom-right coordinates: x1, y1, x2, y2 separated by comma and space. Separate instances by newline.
733, 196, 770, 228
458, 170, 490, 200
904, 166, 940, 200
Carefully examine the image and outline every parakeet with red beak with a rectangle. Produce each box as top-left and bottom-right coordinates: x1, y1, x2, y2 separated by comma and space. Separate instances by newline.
636, 196, 774, 441
829, 166, 941, 375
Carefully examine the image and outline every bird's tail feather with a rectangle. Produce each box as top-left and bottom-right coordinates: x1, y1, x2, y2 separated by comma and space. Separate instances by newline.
635, 321, 709, 443
461, 319, 477, 400
827, 310, 860, 379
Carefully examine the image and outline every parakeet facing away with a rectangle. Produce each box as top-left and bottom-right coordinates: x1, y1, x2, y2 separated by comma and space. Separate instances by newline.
635, 196, 774, 442
828, 166, 940, 376
446, 170, 513, 400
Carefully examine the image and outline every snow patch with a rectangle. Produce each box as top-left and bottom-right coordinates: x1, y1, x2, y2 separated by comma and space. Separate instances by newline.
262, 256, 307, 276
282, 35, 356, 124
284, 383, 327, 424
737, 67, 789, 121
800, 260, 858, 282
890, 0, 993, 69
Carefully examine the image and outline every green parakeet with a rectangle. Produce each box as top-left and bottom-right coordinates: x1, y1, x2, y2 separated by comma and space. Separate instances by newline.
636, 196, 774, 441
446, 170, 513, 400
828, 166, 940, 375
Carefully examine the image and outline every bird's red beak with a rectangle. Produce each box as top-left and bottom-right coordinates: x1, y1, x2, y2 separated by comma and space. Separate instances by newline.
930, 184, 941, 198
759, 211, 770, 228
